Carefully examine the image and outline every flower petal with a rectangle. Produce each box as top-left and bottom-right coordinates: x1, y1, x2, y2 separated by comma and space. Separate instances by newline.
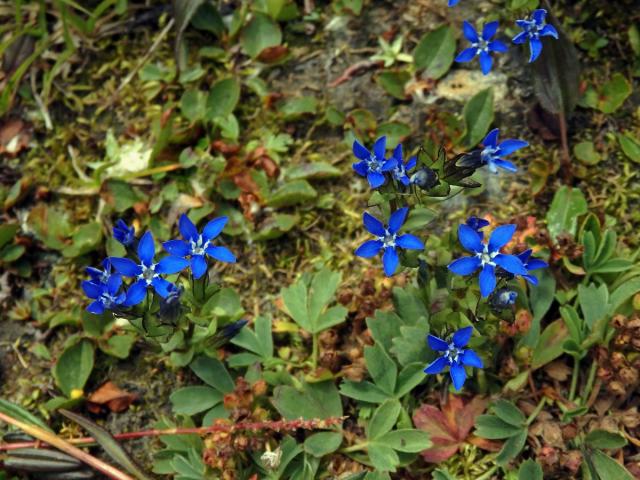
450, 363, 467, 391
488, 40, 509, 53
363, 212, 385, 236
137, 231, 155, 265
355, 240, 383, 258
396, 234, 424, 250
427, 334, 449, 352
388, 207, 409, 234
527, 258, 548, 271
523, 274, 539, 286
106, 274, 122, 294
353, 140, 370, 160
482, 21, 499, 41
461, 350, 483, 368
163, 239, 191, 257
498, 139, 528, 155
492, 159, 518, 172
392, 143, 402, 162
494, 253, 527, 275
448, 256, 481, 275
152, 276, 173, 298
124, 280, 147, 306
373, 136, 387, 161
488, 224, 516, 252
455, 47, 477, 63
462, 21, 479, 43
532, 9, 547, 25
479, 50, 493, 75
87, 300, 105, 315
529, 37, 543, 62
203, 216, 228, 241
406, 156, 417, 170
82, 281, 103, 299
458, 224, 483, 253
367, 171, 386, 189
110, 257, 142, 277
517, 249, 533, 263
381, 158, 397, 172
382, 247, 399, 276
512, 31, 528, 44
353, 161, 368, 176
483, 128, 500, 148
540, 24, 558, 39
206, 245, 236, 263
453, 326, 473, 348
424, 356, 448, 374
479, 264, 496, 297
448, 0, 459, 5
157, 255, 189, 275
179, 214, 199, 241
190, 254, 208, 279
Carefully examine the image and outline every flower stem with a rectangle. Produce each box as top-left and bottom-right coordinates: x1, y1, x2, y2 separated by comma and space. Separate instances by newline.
581, 358, 597, 403
526, 396, 548, 426
568, 355, 580, 402
311, 333, 319, 369
341, 442, 368, 453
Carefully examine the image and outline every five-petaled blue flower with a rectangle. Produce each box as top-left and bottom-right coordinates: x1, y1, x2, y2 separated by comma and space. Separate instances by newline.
163, 214, 236, 280
390, 144, 417, 186
352, 136, 397, 189
354, 207, 424, 276
516, 249, 548, 285
455, 21, 508, 75
448, 222, 528, 297
82, 274, 126, 314
424, 326, 483, 391
113, 219, 136, 247
512, 9, 558, 62
448, 0, 459, 5
480, 129, 528, 173
86, 258, 113, 285
110, 231, 189, 305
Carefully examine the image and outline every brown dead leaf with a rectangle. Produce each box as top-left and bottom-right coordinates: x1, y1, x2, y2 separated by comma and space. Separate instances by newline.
545, 360, 572, 381
257, 45, 289, 63
413, 394, 488, 462
0, 119, 31, 157
87, 381, 137, 413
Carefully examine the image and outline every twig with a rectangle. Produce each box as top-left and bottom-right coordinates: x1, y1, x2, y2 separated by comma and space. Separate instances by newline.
0, 416, 346, 451
0, 411, 134, 480
329, 60, 383, 88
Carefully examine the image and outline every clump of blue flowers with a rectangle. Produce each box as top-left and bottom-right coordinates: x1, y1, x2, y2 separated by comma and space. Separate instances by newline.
352, 137, 397, 189
424, 327, 483, 391
455, 21, 508, 75
513, 9, 558, 62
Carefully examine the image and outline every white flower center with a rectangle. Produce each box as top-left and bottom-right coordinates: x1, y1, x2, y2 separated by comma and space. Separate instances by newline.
138, 263, 157, 285
190, 235, 210, 256
445, 343, 463, 364
367, 154, 382, 172
472, 39, 490, 53
378, 229, 397, 248
476, 244, 497, 267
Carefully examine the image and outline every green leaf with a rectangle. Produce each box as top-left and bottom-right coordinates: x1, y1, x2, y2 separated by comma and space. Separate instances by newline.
496, 429, 527, 465
0, 399, 53, 432
520, 268, 556, 348
492, 400, 525, 427
367, 443, 399, 472
303, 432, 343, 457
364, 343, 397, 395
376, 429, 431, 452
285, 162, 341, 180
474, 415, 523, 439
433, 469, 457, 480
368, 399, 402, 439
180, 89, 206, 122
413, 26, 456, 79
53, 340, 95, 397
266, 180, 318, 208
376, 122, 411, 149
585, 429, 627, 450
578, 283, 609, 329
461, 88, 494, 148
617, 132, 640, 163
519, 459, 543, 480
574, 141, 601, 165
240, 13, 282, 58
546, 186, 588, 240
589, 449, 635, 480
60, 409, 152, 480
206, 77, 240, 120
279, 96, 319, 119
272, 381, 343, 420
610, 277, 640, 314
190, 356, 235, 393
375, 70, 410, 100
532, 319, 568, 369
61, 222, 103, 257
230, 315, 273, 359
339, 380, 390, 403
170, 386, 223, 415
0, 224, 18, 249
596, 73, 632, 114
173, 0, 207, 70
394, 362, 426, 397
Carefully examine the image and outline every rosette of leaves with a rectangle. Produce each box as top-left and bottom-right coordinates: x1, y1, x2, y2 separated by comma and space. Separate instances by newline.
474, 400, 529, 465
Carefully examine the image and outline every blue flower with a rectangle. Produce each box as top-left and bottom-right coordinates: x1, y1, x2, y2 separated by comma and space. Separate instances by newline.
512, 9, 558, 62
516, 249, 548, 285
352, 136, 397, 189
490, 288, 518, 310
465, 216, 490, 239
410, 167, 438, 190
82, 274, 126, 314
424, 326, 483, 391
390, 144, 417, 186
480, 129, 528, 173
163, 214, 236, 280
448, 0, 459, 5
455, 21, 508, 75
86, 258, 113, 285
113, 219, 135, 247
354, 207, 424, 276
110, 231, 189, 305
158, 283, 184, 323
448, 223, 528, 297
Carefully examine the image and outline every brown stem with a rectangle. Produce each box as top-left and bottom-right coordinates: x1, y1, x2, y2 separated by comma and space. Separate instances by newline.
0, 411, 133, 480
0, 416, 346, 451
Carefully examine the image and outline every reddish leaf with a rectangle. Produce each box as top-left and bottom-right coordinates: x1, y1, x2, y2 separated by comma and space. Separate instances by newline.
413, 394, 487, 463
87, 382, 137, 414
